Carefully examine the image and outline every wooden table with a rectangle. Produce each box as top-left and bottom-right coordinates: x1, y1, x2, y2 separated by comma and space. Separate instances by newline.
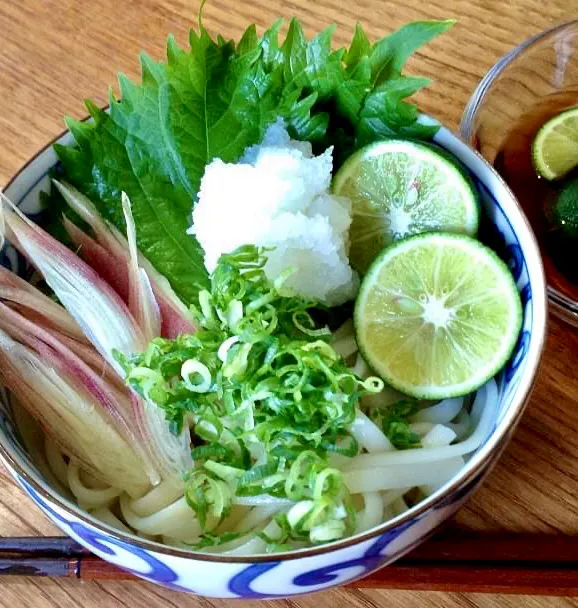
0, 0, 577, 606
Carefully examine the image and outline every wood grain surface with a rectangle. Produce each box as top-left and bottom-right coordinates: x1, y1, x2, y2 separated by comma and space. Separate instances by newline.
1, 0, 578, 605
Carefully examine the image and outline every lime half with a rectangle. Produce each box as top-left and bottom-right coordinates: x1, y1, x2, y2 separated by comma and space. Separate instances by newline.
354, 233, 522, 399
333, 140, 479, 273
532, 107, 578, 180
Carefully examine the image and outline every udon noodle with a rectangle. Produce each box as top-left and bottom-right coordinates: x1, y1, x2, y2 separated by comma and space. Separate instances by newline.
39, 333, 497, 553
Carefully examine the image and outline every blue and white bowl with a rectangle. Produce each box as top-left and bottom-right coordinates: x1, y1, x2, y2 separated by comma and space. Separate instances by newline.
0, 124, 547, 598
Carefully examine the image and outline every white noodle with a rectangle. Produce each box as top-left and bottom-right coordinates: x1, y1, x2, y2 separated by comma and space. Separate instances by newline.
447, 410, 472, 440
422, 424, 457, 448
233, 494, 294, 507
420, 456, 465, 496
33, 309, 498, 556
37, 375, 496, 552
90, 506, 132, 533
332, 335, 358, 359
412, 397, 464, 424
222, 520, 282, 555
161, 535, 191, 549
44, 439, 69, 488
409, 422, 435, 436
349, 408, 394, 452
355, 492, 384, 533
67, 462, 121, 508
344, 379, 496, 469
343, 457, 465, 493
80, 469, 110, 490
382, 488, 412, 507
332, 319, 353, 342
120, 495, 203, 540
360, 384, 409, 408
351, 353, 371, 378
327, 453, 351, 468
237, 504, 284, 531
128, 478, 184, 517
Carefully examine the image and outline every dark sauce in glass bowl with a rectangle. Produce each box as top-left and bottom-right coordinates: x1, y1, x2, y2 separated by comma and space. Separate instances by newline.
494, 90, 578, 302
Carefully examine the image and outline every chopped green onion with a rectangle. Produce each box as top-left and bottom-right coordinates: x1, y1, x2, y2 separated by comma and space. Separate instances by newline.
313, 467, 342, 501
121, 246, 384, 541
287, 500, 315, 528
218, 336, 239, 362
204, 460, 244, 483
362, 377, 385, 393
292, 311, 331, 337
223, 343, 252, 378
181, 359, 212, 393
310, 520, 346, 542
198, 290, 215, 326
227, 299, 243, 329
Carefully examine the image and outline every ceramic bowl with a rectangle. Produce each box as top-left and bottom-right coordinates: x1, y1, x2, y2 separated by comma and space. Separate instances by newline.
0, 123, 547, 598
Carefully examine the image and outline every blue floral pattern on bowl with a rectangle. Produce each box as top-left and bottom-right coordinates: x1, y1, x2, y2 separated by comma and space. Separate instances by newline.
0, 125, 546, 598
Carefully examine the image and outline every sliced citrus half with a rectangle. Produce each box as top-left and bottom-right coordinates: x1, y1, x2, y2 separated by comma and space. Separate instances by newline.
354, 232, 522, 399
333, 140, 479, 273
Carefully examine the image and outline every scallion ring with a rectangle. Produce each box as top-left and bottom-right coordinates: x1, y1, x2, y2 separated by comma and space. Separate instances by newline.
181, 359, 212, 393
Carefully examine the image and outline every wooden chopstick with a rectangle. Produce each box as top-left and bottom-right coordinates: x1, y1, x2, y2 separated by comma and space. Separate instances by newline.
0, 533, 577, 596
0, 536, 85, 556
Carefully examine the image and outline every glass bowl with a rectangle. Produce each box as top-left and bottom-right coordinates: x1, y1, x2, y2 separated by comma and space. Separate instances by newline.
461, 20, 578, 327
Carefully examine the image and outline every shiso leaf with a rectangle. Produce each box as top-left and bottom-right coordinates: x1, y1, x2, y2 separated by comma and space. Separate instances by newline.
50, 18, 453, 305
369, 20, 455, 84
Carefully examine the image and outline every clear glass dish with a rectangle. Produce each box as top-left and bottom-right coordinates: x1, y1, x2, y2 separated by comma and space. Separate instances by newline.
461, 20, 578, 327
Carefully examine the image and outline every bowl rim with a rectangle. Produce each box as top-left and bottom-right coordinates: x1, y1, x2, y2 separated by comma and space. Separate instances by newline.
0, 122, 548, 564
460, 18, 578, 143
